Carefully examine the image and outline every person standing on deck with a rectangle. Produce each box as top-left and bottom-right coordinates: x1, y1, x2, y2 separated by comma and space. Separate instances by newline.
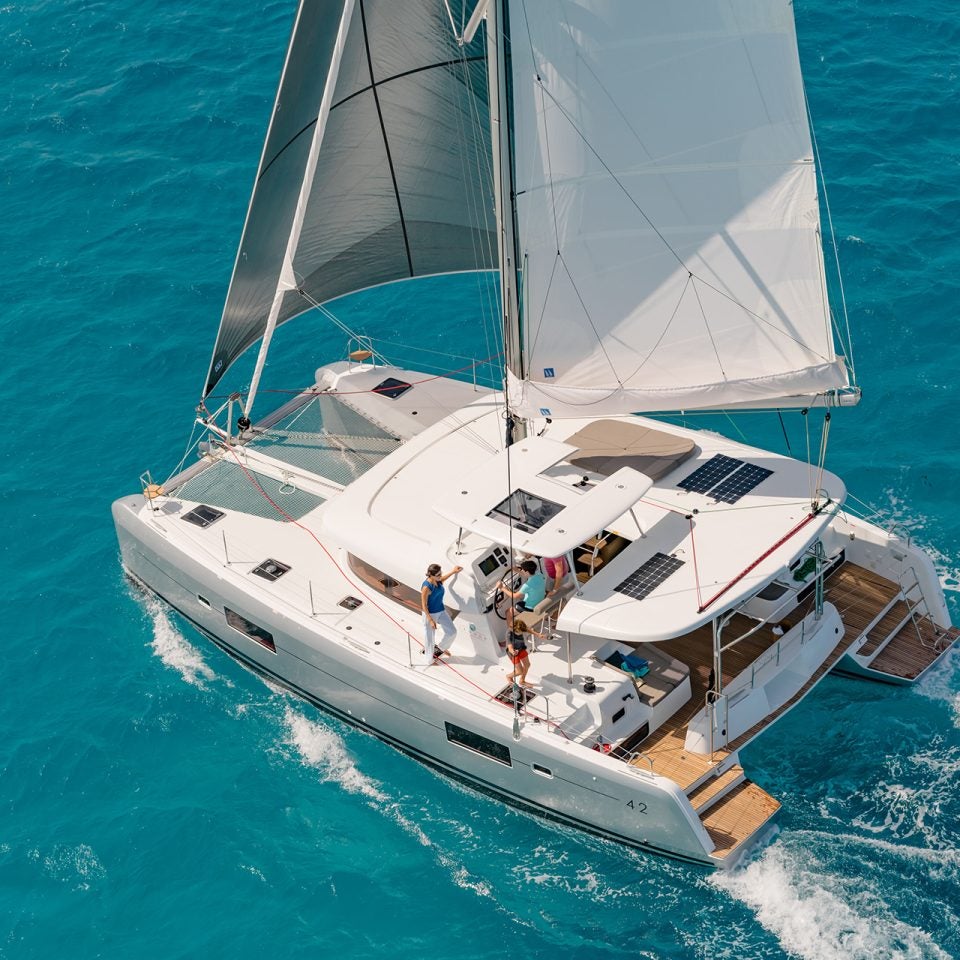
543, 554, 571, 596
505, 622, 542, 687
421, 563, 462, 664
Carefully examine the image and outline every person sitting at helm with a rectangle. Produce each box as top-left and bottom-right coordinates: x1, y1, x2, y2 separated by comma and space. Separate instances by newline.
498, 559, 545, 631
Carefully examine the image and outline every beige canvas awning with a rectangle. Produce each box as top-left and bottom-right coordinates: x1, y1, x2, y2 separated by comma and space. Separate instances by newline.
565, 420, 697, 481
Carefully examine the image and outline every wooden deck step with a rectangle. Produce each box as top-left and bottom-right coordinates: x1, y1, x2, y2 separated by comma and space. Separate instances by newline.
702, 780, 781, 860
687, 764, 744, 813
859, 599, 911, 656
869, 620, 959, 680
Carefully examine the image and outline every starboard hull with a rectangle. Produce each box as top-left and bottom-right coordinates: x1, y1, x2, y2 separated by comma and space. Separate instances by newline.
113, 494, 736, 868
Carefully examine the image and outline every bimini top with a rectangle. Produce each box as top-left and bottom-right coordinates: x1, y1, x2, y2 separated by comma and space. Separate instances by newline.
433, 435, 653, 557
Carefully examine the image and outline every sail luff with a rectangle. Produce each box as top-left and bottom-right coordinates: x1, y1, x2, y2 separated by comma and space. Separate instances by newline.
202, 0, 317, 399
487, 0, 522, 384
244, 0, 357, 418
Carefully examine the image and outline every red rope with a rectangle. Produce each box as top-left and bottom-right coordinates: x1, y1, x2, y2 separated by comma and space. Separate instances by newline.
219, 443, 569, 737
688, 516, 703, 611
696, 510, 819, 614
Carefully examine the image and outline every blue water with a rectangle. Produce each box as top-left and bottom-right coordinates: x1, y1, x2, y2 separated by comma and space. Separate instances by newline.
2, 2, 959, 957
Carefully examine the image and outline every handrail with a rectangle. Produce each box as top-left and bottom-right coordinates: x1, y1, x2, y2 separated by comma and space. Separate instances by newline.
718, 573, 819, 655
898, 564, 938, 649
718, 615, 812, 705
886, 522, 914, 548
627, 751, 655, 774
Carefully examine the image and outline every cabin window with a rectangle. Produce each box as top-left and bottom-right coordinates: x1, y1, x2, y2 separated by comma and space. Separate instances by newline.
531, 763, 553, 778
611, 706, 626, 725
444, 722, 512, 766
197, 595, 211, 608
225, 608, 276, 653
347, 554, 457, 618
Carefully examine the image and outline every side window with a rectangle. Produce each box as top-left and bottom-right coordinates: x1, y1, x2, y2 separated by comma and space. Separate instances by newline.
444, 722, 512, 766
347, 554, 425, 615
225, 608, 276, 653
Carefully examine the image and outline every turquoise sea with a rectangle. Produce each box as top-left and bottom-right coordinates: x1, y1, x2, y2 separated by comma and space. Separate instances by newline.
2, 1, 959, 957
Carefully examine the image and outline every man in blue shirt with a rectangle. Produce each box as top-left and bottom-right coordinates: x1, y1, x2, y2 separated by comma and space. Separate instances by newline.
498, 560, 546, 631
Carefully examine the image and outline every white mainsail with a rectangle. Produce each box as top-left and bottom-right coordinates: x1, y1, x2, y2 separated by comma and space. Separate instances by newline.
506, 0, 850, 416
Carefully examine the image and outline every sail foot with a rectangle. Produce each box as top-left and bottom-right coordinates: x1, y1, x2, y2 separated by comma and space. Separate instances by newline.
508, 360, 850, 419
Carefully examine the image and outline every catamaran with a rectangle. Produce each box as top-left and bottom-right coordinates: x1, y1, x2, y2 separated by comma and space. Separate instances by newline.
113, 0, 957, 867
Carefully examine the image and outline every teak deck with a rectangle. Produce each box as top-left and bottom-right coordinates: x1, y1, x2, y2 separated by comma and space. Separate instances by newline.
869, 621, 959, 679
625, 561, 947, 857
701, 780, 781, 859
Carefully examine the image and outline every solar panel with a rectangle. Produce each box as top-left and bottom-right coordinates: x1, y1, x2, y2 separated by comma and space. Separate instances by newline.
710, 463, 774, 503
614, 552, 685, 600
678, 454, 744, 493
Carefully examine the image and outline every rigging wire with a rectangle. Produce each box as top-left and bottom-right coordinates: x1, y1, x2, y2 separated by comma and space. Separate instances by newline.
805, 89, 857, 384
163, 415, 205, 488
777, 410, 793, 457
217, 439, 568, 736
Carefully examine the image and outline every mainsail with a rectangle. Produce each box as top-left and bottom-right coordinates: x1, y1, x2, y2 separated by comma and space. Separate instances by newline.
506, 0, 851, 416
204, 0, 495, 397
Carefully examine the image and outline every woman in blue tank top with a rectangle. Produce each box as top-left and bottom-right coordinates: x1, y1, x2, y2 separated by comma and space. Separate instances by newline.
420, 562, 462, 664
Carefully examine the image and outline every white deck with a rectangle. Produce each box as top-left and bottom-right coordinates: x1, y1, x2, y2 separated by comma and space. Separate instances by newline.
148, 364, 848, 740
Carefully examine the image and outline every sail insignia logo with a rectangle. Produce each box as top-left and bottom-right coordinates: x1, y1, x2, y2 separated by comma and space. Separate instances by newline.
543, 367, 555, 378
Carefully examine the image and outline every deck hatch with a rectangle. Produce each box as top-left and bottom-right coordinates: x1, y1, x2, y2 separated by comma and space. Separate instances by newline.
252, 559, 291, 582
677, 454, 743, 493
487, 489, 564, 534
614, 552, 685, 600
373, 377, 412, 399
493, 685, 537, 706
182, 504, 225, 528
709, 463, 774, 503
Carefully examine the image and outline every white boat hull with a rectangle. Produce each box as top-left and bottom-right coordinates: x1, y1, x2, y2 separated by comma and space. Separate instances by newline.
113, 494, 726, 867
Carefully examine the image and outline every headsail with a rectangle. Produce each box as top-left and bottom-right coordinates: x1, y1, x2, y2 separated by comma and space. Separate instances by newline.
204, 0, 496, 398
506, 0, 851, 416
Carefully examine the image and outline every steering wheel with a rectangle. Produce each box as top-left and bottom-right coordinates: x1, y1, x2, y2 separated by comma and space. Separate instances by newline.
493, 587, 507, 619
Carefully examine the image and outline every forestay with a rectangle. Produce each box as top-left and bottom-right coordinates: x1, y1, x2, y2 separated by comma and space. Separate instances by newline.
204, 0, 496, 397
507, 0, 850, 416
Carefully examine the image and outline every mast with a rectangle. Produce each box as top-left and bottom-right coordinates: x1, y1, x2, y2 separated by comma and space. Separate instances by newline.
486, 0, 525, 438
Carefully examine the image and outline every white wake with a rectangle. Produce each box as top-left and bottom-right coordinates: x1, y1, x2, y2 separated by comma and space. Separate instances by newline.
712, 844, 950, 960
142, 594, 216, 688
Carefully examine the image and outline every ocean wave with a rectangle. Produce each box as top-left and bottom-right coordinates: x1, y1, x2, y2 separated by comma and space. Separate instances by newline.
712, 843, 951, 960
281, 705, 387, 801
30, 843, 106, 892
140, 593, 216, 688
